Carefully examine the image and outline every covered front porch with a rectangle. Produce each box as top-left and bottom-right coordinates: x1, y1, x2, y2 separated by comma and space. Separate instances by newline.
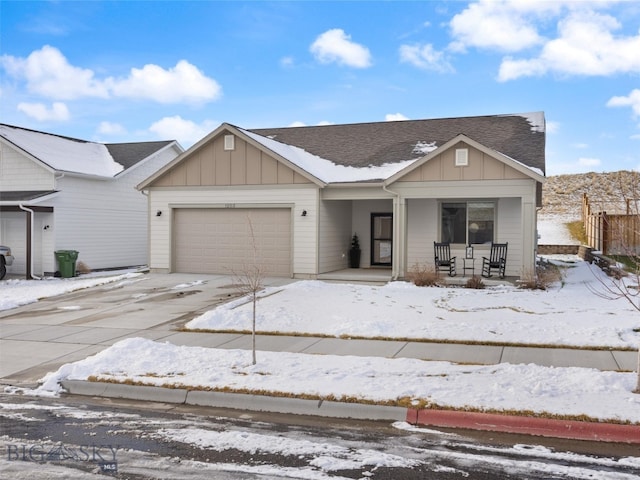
317, 266, 518, 287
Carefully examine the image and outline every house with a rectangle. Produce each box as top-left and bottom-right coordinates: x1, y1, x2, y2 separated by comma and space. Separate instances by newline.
137, 112, 545, 281
0, 124, 183, 278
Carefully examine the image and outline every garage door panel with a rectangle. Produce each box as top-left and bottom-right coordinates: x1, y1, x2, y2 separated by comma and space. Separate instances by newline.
174, 208, 291, 276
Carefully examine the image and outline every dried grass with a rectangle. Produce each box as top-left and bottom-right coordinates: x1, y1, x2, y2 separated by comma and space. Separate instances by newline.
407, 263, 440, 287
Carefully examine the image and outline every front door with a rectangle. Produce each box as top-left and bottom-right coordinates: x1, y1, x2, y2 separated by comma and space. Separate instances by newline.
371, 213, 392, 266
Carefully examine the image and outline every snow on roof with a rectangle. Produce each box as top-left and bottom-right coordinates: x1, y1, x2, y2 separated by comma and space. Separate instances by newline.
412, 141, 437, 155
509, 112, 545, 133
240, 128, 418, 183
0, 124, 124, 177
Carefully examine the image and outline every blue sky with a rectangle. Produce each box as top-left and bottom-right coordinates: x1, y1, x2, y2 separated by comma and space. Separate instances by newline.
1, 1, 640, 176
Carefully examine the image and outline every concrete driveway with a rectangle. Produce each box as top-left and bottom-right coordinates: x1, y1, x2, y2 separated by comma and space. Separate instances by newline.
0, 273, 294, 386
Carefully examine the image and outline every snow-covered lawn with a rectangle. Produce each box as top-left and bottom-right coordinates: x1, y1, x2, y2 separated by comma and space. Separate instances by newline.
37, 336, 640, 423
185, 258, 639, 349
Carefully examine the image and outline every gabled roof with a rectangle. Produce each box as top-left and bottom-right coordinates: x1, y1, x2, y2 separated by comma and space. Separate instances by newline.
105, 141, 177, 171
0, 123, 177, 178
139, 112, 546, 189
251, 112, 546, 176
385, 133, 546, 185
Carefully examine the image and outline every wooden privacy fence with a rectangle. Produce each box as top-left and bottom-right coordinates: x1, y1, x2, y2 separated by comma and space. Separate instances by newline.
582, 193, 640, 255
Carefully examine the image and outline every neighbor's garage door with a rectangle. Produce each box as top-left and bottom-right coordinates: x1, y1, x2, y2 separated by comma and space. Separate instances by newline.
173, 208, 291, 276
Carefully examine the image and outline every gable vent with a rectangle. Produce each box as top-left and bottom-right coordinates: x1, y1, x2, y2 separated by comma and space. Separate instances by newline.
455, 148, 469, 166
224, 134, 235, 151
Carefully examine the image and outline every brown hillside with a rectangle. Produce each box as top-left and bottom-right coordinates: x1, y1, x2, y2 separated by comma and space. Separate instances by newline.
541, 170, 640, 217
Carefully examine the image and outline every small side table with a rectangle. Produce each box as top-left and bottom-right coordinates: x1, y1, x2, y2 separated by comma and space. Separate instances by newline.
462, 257, 475, 277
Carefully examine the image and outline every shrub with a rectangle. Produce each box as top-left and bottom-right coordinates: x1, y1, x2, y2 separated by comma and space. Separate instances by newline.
76, 261, 92, 275
408, 263, 439, 287
518, 262, 563, 290
465, 276, 485, 289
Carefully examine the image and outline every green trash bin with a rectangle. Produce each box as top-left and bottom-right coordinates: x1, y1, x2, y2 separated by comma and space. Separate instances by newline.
55, 250, 79, 278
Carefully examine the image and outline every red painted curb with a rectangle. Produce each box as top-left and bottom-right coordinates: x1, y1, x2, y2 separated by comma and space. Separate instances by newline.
407, 409, 640, 444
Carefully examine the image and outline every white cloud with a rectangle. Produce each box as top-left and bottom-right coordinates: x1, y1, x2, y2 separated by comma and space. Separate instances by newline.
148, 116, 217, 147
607, 89, 640, 117
97, 121, 126, 135
449, 0, 551, 53
287, 120, 333, 127
385, 113, 409, 121
399, 43, 454, 73
107, 60, 221, 104
280, 56, 294, 68
17, 101, 70, 121
545, 120, 560, 134
547, 156, 603, 175
578, 157, 601, 168
498, 11, 640, 81
310, 29, 372, 68
1, 45, 108, 100
1, 45, 221, 105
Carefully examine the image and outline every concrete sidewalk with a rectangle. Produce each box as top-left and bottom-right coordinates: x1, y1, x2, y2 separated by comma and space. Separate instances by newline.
1, 272, 638, 443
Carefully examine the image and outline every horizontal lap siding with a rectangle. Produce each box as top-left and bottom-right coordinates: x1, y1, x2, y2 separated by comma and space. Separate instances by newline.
52, 148, 180, 270
319, 199, 351, 273
0, 143, 54, 191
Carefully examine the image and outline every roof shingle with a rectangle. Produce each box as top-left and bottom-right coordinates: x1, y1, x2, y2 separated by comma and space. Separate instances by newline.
250, 112, 545, 174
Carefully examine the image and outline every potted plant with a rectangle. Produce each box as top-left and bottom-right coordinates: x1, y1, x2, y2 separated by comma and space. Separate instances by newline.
349, 233, 361, 268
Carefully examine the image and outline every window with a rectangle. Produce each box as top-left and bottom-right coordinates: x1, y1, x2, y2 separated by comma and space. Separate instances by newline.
441, 201, 494, 245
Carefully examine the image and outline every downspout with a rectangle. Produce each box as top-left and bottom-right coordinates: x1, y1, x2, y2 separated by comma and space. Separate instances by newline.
18, 204, 41, 280
382, 184, 402, 280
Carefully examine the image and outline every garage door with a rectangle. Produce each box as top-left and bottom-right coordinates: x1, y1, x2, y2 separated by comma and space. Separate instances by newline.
173, 208, 292, 276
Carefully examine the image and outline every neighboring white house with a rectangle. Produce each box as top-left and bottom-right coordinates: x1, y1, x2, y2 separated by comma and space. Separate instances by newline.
0, 124, 183, 278
138, 112, 546, 281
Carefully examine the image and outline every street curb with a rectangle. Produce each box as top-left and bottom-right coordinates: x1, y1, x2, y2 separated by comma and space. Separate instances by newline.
61, 380, 640, 444
407, 409, 640, 444
61, 380, 188, 404
61, 380, 406, 421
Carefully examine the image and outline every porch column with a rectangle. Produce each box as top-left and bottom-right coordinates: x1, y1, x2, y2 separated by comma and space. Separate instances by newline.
392, 196, 407, 279
25, 208, 32, 279
522, 197, 536, 276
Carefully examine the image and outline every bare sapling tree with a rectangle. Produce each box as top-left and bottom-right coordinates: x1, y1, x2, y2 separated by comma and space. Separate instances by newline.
233, 216, 266, 365
587, 171, 640, 393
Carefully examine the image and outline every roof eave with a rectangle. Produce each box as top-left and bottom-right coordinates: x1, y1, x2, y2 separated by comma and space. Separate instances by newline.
0, 190, 60, 205
325, 181, 386, 188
